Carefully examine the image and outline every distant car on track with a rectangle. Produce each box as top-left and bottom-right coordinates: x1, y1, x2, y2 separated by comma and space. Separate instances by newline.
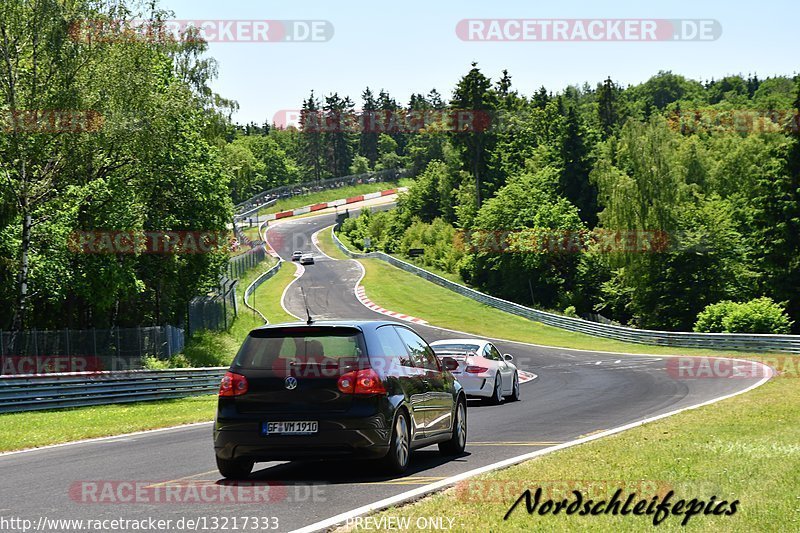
214, 321, 467, 478
430, 338, 519, 404
291, 250, 303, 261
299, 253, 315, 265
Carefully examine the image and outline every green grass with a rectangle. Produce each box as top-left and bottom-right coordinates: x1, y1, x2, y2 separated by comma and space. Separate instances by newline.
256, 179, 411, 217
316, 225, 350, 260
250, 260, 300, 324
357, 258, 784, 358
365, 376, 798, 532
0, 395, 217, 452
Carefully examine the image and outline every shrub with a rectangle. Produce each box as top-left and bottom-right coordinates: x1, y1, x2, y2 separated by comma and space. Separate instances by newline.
694, 297, 793, 334
722, 298, 793, 334
693, 300, 738, 333
141, 353, 193, 369
563, 306, 578, 318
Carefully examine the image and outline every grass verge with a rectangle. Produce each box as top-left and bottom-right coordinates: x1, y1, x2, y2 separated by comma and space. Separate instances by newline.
357, 258, 785, 358
359, 376, 798, 532
0, 395, 217, 453
256, 179, 412, 217
315, 225, 350, 260
250, 260, 300, 324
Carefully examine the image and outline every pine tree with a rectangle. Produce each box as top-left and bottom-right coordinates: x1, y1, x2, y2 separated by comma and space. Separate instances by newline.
322, 93, 356, 177
532, 86, 549, 109
428, 88, 445, 109
378, 89, 405, 154
359, 87, 379, 167
497, 69, 512, 98
450, 62, 499, 207
560, 106, 598, 227
596, 77, 619, 139
299, 91, 324, 181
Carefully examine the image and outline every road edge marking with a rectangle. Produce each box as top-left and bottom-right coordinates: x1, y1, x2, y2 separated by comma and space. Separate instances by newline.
280, 261, 304, 321
310, 225, 336, 261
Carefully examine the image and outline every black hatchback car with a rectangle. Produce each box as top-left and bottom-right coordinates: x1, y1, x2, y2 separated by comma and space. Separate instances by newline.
213, 321, 467, 478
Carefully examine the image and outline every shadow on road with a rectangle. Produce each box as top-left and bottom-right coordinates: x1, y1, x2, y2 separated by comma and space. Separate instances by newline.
218, 450, 471, 485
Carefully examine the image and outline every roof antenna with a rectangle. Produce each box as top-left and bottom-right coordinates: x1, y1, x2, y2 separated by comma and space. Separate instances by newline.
300, 286, 314, 325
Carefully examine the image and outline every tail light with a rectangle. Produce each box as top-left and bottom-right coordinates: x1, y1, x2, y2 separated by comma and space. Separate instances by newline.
465, 366, 489, 374
219, 371, 248, 397
337, 369, 386, 395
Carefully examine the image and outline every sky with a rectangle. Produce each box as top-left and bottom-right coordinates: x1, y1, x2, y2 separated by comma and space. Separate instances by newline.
163, 0, 798, 125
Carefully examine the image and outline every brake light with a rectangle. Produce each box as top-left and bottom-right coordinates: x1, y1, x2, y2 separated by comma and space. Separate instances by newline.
219, 371, 248, 397
337, 369, 386, 395
465, 366, 489, 374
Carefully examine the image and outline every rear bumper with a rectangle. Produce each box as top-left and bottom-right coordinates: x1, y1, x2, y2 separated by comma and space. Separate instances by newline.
214, 409, 392, 462
452, 373, 494, 398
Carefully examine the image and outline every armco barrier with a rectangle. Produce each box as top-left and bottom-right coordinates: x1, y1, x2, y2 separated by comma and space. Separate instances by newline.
243, 260, 283, 323
0, 367, 227, 413
331, 229, 800, 354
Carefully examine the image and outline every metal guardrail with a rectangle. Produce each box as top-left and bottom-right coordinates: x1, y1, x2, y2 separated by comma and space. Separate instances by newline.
0, 367, 227, 413
332, 229, 800, 354
243, 260, 284, 324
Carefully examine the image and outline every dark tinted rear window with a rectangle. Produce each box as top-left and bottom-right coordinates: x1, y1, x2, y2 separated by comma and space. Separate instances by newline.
432, 343, 480, 353
233, 327, 364, 369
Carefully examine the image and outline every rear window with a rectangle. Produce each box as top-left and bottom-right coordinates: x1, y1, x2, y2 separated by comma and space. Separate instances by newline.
432, 343, 480, 353
233, 327, 365, 370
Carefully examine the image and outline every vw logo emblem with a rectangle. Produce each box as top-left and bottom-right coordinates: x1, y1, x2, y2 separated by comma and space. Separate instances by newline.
284, 376, 298, 390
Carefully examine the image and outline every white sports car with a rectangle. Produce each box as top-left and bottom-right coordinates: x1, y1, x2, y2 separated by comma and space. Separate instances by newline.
430, 338, 520, 404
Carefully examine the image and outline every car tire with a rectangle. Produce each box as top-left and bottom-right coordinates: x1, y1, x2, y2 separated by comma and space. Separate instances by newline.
508, 372, 520, 401
382, 410, 410, 474
216, 456, 253, 479
439, 398, 467, 456
487, 374, 503, 405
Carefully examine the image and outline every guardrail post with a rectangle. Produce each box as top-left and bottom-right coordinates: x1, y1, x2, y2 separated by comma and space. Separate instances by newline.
114, 327, 121, 370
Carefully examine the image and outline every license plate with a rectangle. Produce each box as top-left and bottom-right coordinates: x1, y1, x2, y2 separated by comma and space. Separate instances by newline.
262, 421, 318, 435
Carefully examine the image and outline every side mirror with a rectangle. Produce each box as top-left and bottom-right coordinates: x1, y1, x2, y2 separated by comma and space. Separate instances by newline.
503, 354, 514, 362
442, 357, 459, 371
